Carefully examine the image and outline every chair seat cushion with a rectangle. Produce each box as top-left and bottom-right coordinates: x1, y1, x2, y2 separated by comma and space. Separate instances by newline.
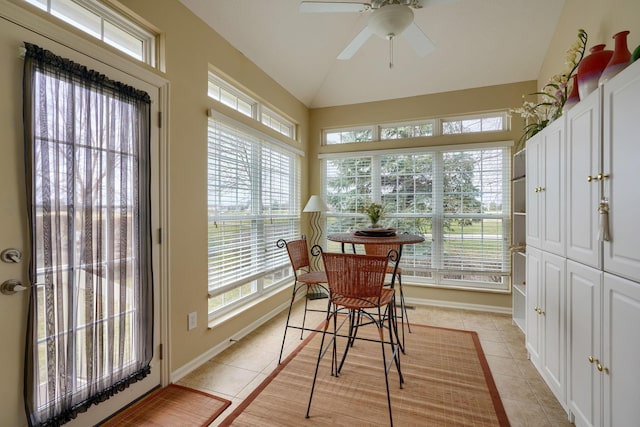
297, 271, 327, 284
332, 288, 394, 310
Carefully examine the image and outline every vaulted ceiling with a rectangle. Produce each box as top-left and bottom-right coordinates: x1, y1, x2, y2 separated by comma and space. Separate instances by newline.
178, 0, 565, 108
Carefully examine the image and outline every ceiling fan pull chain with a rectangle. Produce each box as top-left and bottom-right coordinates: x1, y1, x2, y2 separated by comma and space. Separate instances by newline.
389, 36, 394, 69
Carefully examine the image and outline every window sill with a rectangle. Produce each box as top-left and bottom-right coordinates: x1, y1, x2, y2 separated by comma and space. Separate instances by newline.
207, 282, 292, 330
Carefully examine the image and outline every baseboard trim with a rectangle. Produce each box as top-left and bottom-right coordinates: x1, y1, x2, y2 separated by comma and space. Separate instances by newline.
171, 296, 511, 381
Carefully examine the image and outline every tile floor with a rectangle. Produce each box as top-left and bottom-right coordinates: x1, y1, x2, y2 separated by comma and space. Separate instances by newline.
177, 300, 573, 426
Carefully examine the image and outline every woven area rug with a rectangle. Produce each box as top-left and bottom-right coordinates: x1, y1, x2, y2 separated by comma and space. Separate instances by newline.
221, 323, 510, 426
100, 384, 231, 426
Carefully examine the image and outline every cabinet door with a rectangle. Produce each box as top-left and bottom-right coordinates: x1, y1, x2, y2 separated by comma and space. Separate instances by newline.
602, 61, 640, 282
541, 119, 565, 256
602, 273, 640, 427
541, 251, 566, 405
566, 89, 602, 268
526, 246, 542, 367
526, 120, 565, 255
526, 135, 542, 248
567, 260, 602, 427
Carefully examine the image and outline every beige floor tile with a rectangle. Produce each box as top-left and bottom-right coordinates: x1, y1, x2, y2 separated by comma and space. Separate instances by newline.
493, 373, 538, 402
181, 361, 262, 397
502, 398, 555, 427
481, 339, 516, 358
486, 354, 525, 378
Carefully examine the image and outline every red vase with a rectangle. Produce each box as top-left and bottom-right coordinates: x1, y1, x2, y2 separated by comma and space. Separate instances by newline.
563, 75, 580, 112
599, 30, 631, 85
577, 44, 613, 100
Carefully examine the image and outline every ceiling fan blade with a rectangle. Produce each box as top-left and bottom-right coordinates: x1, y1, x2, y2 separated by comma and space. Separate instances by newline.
299, 2, 371, 13
402, 22, 435, 57
416, 0, 459, 7
337, 26, 373, 59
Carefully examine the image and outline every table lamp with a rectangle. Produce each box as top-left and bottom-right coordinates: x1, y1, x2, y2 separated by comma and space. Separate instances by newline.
303, 195, 329, 297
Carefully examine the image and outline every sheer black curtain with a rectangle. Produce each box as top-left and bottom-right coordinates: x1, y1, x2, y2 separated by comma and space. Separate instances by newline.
22, 43, 153, 426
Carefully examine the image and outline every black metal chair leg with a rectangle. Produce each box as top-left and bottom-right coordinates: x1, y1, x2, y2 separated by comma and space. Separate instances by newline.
337, 310, 358, 374
300, 285, 310, 340
305, 318, 330, 419
278, 283, 299, 364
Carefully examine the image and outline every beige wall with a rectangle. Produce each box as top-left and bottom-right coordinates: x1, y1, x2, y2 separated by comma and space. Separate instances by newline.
118, 0, 311, 373
0, 0, 635, 425
538, 0, 640, 91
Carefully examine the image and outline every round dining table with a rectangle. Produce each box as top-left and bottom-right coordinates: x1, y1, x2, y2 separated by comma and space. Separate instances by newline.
327, 232, 425, 248
326, 231, 425, 286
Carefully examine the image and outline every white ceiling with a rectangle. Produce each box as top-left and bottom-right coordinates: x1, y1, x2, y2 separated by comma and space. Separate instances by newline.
178, 0, 565, 108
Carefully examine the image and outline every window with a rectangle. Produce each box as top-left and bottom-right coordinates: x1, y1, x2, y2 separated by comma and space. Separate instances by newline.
380, 121, 435, 139
23, 0, 157, 66
323, 143, 511, 291
442, 113, 507, 135
207, 115, 301, 315
208, 74, 257, 118
323, 113, 507, 145
208, 72, 297, 140
324, 126, 374, 145
261, 106, 296, 139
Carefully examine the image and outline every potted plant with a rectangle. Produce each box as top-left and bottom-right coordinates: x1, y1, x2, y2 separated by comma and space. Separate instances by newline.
364, 202, 385, 228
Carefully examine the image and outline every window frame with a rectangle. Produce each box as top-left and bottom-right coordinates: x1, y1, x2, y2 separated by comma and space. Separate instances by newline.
21, 0, 158, 67
206, 110, 303, 320
260, 105, 296, 139
379, 119, 436, 140
441, 112, 509, 135
208, 71, 299, 140
321, 141, 513, 292
322, 113, 509, 145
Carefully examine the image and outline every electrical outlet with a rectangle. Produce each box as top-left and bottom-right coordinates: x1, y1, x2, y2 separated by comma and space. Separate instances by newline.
188, 312, 197, 330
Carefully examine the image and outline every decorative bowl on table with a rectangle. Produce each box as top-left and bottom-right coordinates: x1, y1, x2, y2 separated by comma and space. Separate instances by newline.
353, 227, 397, 237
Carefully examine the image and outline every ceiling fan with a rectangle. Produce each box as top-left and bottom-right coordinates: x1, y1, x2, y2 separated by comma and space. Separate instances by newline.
300, 0, 437, 67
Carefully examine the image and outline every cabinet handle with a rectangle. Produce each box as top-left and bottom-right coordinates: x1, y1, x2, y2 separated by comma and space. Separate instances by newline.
587, 175, 594, 182
588, 356, 598, 364
597, 363, 609, 374
597, 173, 610, 181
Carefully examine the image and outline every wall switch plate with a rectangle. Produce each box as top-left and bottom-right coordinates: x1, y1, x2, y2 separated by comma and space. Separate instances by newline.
188, 311, 197, 330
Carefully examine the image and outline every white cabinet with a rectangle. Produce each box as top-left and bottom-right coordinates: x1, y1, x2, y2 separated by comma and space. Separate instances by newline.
526, 118, 565, 256
526, 246, 542, 365
602, 273, 640, 427
563, 61, 640, 427
526, 246, 566, 406
512, 148, 526, 332
602, 62, 640, 281
566, 88, 602, 269
567, 267, 640, 427
567, 260, 602, 427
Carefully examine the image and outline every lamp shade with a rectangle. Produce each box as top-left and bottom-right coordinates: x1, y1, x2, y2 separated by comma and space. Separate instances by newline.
368, 4, 414, 39
303, 195, 329, 213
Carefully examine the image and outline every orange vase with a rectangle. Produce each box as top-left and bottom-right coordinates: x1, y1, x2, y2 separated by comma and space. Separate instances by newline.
577, 44, 613, 100
599, 30, 632, 85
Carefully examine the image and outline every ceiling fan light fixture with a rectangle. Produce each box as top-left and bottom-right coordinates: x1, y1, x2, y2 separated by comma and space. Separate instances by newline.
368, 4, 414, 39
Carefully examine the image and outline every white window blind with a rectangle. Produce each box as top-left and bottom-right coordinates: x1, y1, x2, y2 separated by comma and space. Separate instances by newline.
207, 118, 300, 311
323, 143, 511, 291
